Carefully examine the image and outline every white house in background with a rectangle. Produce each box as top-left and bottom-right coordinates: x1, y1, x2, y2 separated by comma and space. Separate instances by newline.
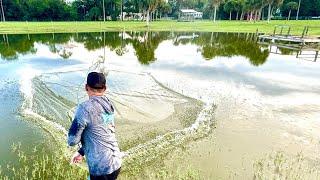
64, 0, 75, 4
179, 9, 203, 21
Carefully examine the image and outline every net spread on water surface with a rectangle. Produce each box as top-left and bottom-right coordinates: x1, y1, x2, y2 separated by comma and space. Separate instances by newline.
20, 68, 216, 174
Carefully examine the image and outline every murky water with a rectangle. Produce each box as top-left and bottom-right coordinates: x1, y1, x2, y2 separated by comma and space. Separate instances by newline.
0, 31, 319, 179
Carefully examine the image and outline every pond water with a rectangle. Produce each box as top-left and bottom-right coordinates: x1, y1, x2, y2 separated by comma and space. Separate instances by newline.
0, 31, 320, 179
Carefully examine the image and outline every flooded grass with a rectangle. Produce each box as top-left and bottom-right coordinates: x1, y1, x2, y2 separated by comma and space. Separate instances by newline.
3, 143, 320, 180
253, 152, 320, 180
0, 143, 88, 180
134, 163, 203, 180
1, 128, 206, 180
119, 129, 161, 151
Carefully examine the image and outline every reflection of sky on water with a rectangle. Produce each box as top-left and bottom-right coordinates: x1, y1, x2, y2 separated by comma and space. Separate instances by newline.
148, 41, 320, 98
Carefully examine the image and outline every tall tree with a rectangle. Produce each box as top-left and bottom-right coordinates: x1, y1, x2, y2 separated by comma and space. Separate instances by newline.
138, 0, 162, 26
286, 1, 298, 20
210, 0, 224, 22
266, 0, 274, 22
295, 0, 301, 20
224, 0, 235, 20
251, 0, 268, 21
266, 0, 283, 22
236, 0, 246, 20
0, 0, 5, 22
233, 0, 244, 20
157, 1, 172, 19
120, 0, 123, 21
103, 0, 106, 21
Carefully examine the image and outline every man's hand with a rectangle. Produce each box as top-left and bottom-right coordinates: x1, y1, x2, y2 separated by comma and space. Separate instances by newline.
70, 152, 83, 164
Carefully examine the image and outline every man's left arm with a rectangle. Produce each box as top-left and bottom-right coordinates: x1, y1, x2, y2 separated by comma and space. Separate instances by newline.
68, 105, 88, 146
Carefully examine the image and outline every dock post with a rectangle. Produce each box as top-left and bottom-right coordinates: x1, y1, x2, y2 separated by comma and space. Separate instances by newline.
315, 51, 319, 62
280, 26, 284, 35
287, 27, 291, 37
301, 26, 307, 38
273, 26, 276, 36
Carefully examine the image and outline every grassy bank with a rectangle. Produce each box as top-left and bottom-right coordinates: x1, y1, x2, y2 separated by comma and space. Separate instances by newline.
0, 20, 319, 35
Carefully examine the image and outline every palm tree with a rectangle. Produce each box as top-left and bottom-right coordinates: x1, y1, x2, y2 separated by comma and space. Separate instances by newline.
141, 0, 161, 26
266, 0, 274, 23
224, 0, 235, 20
120, 0, 123, 21
286, 2, 298, 20
266, 0, 283, 22
0, 0, 5, 22
242, 0, 255, 21
252, 0, 267, 21
234, 0, 244, 20
238, 0, 247, 20
211, 0, 224, 23
296, 0, 301, 20
102, 0, 106, 22
274, 0, 284, 8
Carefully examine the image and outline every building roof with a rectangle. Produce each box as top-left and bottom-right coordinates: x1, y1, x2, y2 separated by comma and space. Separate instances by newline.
180, 9, 198, 13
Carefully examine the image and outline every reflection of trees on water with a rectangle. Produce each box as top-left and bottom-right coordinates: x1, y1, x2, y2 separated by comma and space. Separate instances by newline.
278, 47, 295, 55
115, 32, 128, 56
0, 32, 269, 66
130, 31, 170, 65
0, 33, 71, 60
0, 34, 36, 60
74, 32, 123, 51
174, 32, 269, 66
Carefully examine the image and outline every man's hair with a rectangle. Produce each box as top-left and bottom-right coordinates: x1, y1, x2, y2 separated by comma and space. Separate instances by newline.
86, 85, 106, 93
86, 72, 106, 90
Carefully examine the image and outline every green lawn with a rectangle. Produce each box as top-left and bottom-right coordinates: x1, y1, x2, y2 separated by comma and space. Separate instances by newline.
0, 20, 319, 35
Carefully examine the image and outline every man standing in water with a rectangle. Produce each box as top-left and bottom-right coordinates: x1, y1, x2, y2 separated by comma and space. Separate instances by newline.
68, 72, 122, 180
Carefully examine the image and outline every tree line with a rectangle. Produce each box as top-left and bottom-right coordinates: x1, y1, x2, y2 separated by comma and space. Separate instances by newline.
0, 0, 319, 22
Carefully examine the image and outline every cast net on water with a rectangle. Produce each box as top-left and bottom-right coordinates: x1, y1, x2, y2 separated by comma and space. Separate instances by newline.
19, 61, 216, 174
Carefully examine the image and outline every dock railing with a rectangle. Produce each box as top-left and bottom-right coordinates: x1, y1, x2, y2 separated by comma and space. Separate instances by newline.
272, 25, 292, 37
301, 26, 320, 38
272, 25, 320, 38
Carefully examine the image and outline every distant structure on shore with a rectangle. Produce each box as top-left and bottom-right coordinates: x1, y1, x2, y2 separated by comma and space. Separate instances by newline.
179, 9, 203, 22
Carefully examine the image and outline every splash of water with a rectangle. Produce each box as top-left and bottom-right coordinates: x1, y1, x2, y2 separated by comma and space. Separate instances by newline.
18, 67, 74, 160
19, 66, 39, 111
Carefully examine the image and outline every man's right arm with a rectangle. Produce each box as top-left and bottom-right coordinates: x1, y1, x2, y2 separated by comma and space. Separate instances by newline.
68, 105, 88, 146
78, 147, 85, 156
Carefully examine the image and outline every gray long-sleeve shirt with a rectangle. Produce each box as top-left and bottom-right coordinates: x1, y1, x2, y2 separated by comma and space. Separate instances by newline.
68, 96, 122, 176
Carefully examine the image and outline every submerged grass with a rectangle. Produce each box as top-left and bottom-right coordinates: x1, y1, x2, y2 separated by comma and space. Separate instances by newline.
119, 130, 160, 151
137, 162, 203, 180
0, 143, 88, 180
0, 20, 319, 35
119, 104, 216, 178
253, 151, 320, 180
0, 142, 203, 180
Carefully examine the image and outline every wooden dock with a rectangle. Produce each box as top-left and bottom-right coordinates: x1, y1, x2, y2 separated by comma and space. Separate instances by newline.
257, 25, 320, 62
258, 34, 320, 43
258, 25, 320, 44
